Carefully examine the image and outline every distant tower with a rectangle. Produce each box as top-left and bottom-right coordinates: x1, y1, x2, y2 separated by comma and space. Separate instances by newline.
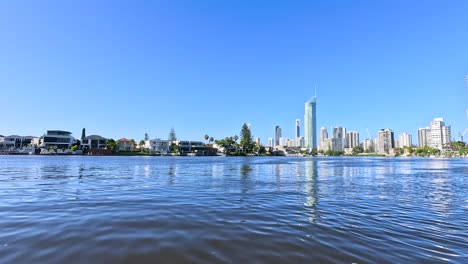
275, 126, 282, 147
304, 97, 317, 149
268, 138, 273, 147
295, 119, 300, 138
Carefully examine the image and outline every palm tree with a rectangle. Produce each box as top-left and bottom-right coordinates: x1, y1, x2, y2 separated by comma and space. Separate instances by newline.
139, 140, 145, 152
204, 134, 209, 144
129, 139, 136, 152
209, 137, 214, 145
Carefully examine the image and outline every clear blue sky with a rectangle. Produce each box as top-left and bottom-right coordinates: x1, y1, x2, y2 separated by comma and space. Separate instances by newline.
1, 0, 468, 143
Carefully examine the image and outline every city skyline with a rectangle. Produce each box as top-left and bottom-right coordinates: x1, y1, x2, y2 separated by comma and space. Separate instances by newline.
1, 1, 468, 142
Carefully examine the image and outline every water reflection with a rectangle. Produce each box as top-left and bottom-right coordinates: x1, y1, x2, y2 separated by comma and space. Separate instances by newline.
167, 163, 177, 185
240, 164, 252, 177
304, 159, 319, 223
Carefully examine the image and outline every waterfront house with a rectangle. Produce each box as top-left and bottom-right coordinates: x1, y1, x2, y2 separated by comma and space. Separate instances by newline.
40, 130, 76, 149
118, 138, 135, 151
81, 135, 107, 150
176, 140, 217, 155
4, 135, 35, 149
145, 138, 170, 154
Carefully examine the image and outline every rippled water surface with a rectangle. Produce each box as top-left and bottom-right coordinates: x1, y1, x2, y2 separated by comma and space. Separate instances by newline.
0, 156, 467, 263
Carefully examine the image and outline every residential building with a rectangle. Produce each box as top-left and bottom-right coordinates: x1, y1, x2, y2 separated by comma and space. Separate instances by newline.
40, 130, 76, 149
279, 137, 287, 147
304, 97, 317, 149
377, 129, 394, 154
255, 138, 261, 146
118, 138, 135, 151
322, 138, 345, 151
319, 127, 328, 151
4, 135, 34, 149
177, 141, 205, 153
146, 138, 170, 154
82, 135, 107, 149
418, 127, 431, 147
333, 127, 346, 140
362, 139, 374, 152
430, 118, 451, 150
295, 119, 300, 138
394, 140, 400, 149
346, 131, 359, 148
275, 126, 282, 147
268, 138, 273, 148
399, 133, 412, 148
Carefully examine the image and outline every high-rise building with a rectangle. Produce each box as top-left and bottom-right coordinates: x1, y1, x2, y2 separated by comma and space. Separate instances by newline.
275, 126, 282, 147
333, 127, 346, 139
377, 129, 394, 154
418, 127, 431, 147
268, 138, 273, 148
346, 131, 359, 148
304, 97, 317, 149
430, 118, 451, 150
295, 119, 300, 138
399, 133, 412, 148
362, 139, 374, 152
255, 138, 261, 146
319, 127, 328, 151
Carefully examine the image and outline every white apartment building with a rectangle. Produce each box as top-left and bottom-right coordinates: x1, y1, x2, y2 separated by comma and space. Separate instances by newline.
362, 139, 374, 152
319, 127, 328, 151
430, 118, 451, 150
40, 130, 76, 149
145, 138, 170, 154
418, 127, 431, 147
377, 129, 394, 154
346, 131, 359, 148
399, 133, 412, 148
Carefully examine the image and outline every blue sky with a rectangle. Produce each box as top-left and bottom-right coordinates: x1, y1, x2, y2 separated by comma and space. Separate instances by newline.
1, 0, 468, 143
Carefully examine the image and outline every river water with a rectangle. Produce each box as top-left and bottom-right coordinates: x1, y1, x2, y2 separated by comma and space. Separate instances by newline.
0, 156, 466, 263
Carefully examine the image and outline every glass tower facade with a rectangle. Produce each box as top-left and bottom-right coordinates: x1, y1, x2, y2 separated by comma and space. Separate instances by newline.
304, 98, 317, 149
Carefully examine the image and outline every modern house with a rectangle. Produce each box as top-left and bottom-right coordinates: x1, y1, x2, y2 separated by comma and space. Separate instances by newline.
3, 135, 35, 149
176, 140, 216, 155
40, 130, 76, 149
118, 138, 135, 151
81, 135, 107, 149
145, 138, 170, 154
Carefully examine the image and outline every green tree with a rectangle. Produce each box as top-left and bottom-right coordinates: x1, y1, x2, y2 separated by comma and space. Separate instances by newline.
240, 123, 254, 154
139, 140, 145, 152
144, 133, 149, 141
204, 134, 209, 144
106, 138, 118, 152
352, 146, 364, 155
169, 128, 177, 142
209, 137, 214, 145
129, 139, 136, 152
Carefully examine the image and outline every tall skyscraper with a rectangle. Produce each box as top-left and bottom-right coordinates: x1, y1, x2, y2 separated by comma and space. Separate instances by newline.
295, 119, 300, 138
430, 118, 451, 150
399, 133, 412, 148
275, 126, 282, 147
346, 131, 360, 148
304, 97, 317, 149
268, 138, 273, 148
319, 127, 328, 151
418, 127, 431, 147
377, 129, 394, 154
333, 127, 346, 139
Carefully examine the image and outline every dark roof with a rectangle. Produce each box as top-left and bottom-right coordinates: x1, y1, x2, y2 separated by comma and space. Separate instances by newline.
47, 130, 72, 134
83, 135, 107, 140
